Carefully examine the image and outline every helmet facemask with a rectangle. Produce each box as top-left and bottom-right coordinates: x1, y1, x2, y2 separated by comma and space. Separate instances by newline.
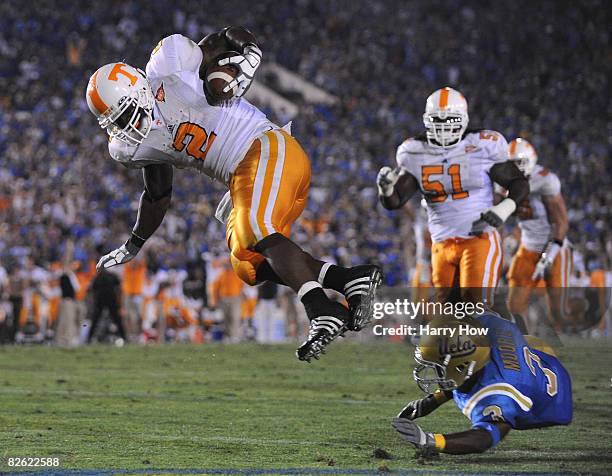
99, 83, 154, 146
412, 317, 491, 394
423, 112, 468, 149
511, 154, 537, 177
414, 351, 478, 393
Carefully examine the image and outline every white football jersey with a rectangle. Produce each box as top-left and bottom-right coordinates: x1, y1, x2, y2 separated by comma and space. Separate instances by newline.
108, 34, 276, 184
516, 164, 561, 252
396, 131, 509, 243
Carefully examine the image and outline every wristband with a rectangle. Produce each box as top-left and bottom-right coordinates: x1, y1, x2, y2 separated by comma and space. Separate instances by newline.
433, 433, 446, 450
542, 240, 561, 262
491, 198, 517, 223
128, 232, 146, 249
473, 422, 502, 448
432, 390, 448, 404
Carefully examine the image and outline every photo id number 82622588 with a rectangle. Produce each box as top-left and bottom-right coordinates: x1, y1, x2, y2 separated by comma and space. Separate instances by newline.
6, 457, 60, 467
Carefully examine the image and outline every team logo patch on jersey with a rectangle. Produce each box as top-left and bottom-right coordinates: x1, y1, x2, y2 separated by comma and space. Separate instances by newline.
465, 145, 477, 153
155, 83, 165, 102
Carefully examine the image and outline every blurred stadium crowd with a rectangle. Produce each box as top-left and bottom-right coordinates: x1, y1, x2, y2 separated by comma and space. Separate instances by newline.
0, 0, 609, 344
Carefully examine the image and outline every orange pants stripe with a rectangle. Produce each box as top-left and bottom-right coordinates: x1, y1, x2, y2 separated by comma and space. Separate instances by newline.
227, 129, 311, 285
431, 230, 502, 304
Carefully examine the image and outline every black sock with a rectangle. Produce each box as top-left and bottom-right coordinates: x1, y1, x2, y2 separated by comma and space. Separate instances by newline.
321, 264, 350, 293
299, 282, 331, 321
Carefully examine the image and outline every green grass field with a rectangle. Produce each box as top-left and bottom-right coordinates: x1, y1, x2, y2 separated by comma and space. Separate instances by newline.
1, 340, 611, 475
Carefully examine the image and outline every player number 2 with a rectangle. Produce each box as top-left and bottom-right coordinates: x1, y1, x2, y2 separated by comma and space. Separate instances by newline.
421, 164, 469, 202
173, 122, 218, 162
523, 347, 558, 397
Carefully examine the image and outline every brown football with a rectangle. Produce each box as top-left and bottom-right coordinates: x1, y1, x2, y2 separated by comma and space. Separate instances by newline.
205, 62, 239, 102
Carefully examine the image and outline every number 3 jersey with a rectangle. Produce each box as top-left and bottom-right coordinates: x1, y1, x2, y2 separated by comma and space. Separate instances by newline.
108, 34, 276, 185
453, 313, 572, 430
396, 131, 509, 243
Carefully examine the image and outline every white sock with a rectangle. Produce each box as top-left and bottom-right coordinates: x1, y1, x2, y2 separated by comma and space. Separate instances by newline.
298, 281, 322, 301
317, 262, 333, 286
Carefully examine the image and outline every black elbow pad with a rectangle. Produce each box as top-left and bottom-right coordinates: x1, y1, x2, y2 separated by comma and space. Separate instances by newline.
143, 186, 172, 203
490, 161, 526, 189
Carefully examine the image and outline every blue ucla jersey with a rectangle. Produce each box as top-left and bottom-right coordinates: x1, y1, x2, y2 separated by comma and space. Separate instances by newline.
453, 313, 572, 430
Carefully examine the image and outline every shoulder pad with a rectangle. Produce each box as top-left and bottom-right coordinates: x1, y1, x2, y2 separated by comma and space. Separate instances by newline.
398, 138, 425, 154
474, 130, 509, 162
539, 170, 561, 196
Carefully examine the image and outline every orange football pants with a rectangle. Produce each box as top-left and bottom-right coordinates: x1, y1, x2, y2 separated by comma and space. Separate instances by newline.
507, 244, 572, 317
226, 129, 311, 285
431, 230, 502, 304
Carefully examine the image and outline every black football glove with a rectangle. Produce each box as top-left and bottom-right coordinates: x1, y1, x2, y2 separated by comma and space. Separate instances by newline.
397, 394, 439, 420
469, 198, 517, 236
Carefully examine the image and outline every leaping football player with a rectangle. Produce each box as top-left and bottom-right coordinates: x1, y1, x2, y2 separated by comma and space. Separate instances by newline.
377, 88, 529, 305
85, 27, 382, 361
504, 138, 572, 332
392, 314, 572, 455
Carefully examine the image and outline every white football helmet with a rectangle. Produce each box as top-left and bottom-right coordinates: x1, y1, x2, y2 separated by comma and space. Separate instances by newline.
509, 138, 538, 176
423, 87, 469, 148
86, 62, 155, 145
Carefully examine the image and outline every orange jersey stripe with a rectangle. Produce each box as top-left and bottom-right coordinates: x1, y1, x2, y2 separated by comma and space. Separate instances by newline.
88, 71, 109, 115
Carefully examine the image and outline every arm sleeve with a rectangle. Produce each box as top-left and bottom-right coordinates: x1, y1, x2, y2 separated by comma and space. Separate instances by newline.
108, 135, 175, 170
489, 161, 530, 204
108, 138, 141, 169
143, 163, 173, 200
541, 173, 561, 196
395, 140, 420, 180
146, 34, 203, 79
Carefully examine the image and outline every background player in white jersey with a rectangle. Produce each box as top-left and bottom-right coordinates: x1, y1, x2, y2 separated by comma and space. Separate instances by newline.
504, 138, 571, 331
411, 199, 432, 291
85, 27, 381, 361
377, 87, 529, 304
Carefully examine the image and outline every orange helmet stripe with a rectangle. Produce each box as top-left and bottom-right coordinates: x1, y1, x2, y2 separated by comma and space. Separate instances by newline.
88, 71, 109, 115
439, 88, 449, 109
509, 139, 518, 155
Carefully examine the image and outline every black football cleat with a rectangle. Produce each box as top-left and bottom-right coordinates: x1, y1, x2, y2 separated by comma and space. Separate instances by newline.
343, 265, 383, 331
296, 303, 350, 363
